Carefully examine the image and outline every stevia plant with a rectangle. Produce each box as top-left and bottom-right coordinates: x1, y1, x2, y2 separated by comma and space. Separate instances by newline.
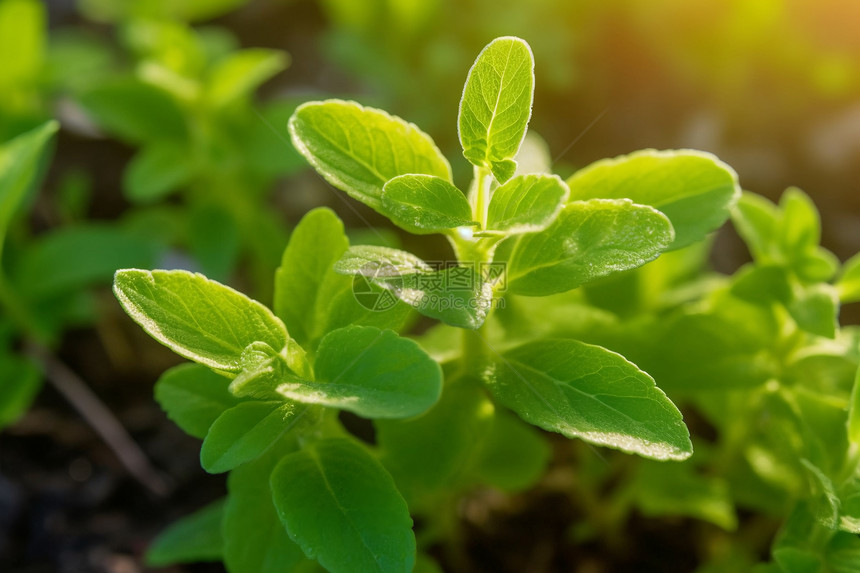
115, 36, 745, 572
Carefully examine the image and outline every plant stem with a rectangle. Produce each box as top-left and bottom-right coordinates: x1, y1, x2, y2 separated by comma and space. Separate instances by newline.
473, 165, 492, 230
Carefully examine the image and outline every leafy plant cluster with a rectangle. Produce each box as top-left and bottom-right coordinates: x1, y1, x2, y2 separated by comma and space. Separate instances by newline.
106, 35, 860, 572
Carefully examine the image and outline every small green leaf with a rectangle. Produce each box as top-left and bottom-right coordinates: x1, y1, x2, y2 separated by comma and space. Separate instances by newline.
778, 188, 821, 260
276, 326, 442, 419
732, 191, 780, 263
484, 338, 692, 460
376, 378, 494, 505
146, 499, 224, 566
188, 203, 240, 283
289, 99, 451, 212
0, 121, 58, 235
154, 363, 239, 439
275, 207, 350, 345
334, 245, 432, 276
632, 460, 737, 531
381, 174, 474, 234
113, 269, 288, 372
201, 400, 307, 474
228, 342, 297, 400
13, 224, 159, 301
123, 142, 193, 203
848, 366, 860, 445
486, 174, 569, 234
458, 36, 534, 182
507, 199, 675, 296
567, 149, 739, 249
77, 77, 186, 143
0, 353, 41, 429
730, 264, 792, 306
788, 284, 839, 339
0, 0, 44, 90
206, 48, 288, 108
474, 408, 551, 493
270, 438, 415, 573
837, 253, 860, 304
223, 444, 307, 573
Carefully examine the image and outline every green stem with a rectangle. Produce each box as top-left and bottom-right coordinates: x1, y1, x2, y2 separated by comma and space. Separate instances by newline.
472, 165, 492, 230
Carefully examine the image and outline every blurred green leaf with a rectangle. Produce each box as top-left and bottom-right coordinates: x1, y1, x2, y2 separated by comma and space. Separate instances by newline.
14, 224, 159, 301
0, 121, 57, 238
837, 253, 860, 304
206, 48, 288, 108
146, 498, 224, 566
0, 353, 41, 429
474, 407, 551, 492
77, 78, 186, 143
123, 142, 194, 203
188, 203, 239, 283
788, 284, 839, 339
0, 0, 44, 90
80, 0, 251, 23
376, 379, 493, 505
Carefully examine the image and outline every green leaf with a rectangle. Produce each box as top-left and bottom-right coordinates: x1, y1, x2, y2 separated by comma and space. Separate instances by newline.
484, 338, 692, 460
507, 199, 675, 296
123, 141, 193, 203
474, 408, 551, 492
394, 267, 495, 330
376, 378, 494, 505
79, 0, 250, 23
567, 149, 740, 249
154, 363, 239, 439
275, 208, 350, 345
77, 77, 186, 143
788, 284, 839, 339
276, 326, 442, 419
732, 191, 780, 263
0, 0, 44, 90
188, 203, 240, 283
778, 188, 821, 260
486, 174, 569, 234
206, 48, 288, 108
849, 366, 860, 445
381, 174, 474, 234
223, 444, 307, 573
270, 438, 415, 573
334, 245, 432, 276
201, 400, 307, 474
0, 121, 58, 236
730, 264, 792, 306
113, 269, 287, 372
146, 498, 224, 566
276, 211, 412, 346
228, 342, 297, 400
289, 99, 451, 212
632, 459, 737, 531
458, 36, 534, 183
837, 253, 860, 304
13, 224, 159, 301
0, 353, 41, 429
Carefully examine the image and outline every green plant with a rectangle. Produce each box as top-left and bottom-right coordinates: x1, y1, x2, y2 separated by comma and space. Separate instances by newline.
113, 36, 755, 571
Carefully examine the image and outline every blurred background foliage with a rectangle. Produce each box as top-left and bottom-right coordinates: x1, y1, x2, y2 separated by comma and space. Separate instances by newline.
2, 0, 860, 571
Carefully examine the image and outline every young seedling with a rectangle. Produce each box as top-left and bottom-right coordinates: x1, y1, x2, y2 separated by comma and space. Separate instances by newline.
117, 36, 744, 572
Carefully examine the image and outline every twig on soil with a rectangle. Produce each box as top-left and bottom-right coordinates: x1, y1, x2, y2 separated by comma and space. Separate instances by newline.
26, 341, 171, 497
